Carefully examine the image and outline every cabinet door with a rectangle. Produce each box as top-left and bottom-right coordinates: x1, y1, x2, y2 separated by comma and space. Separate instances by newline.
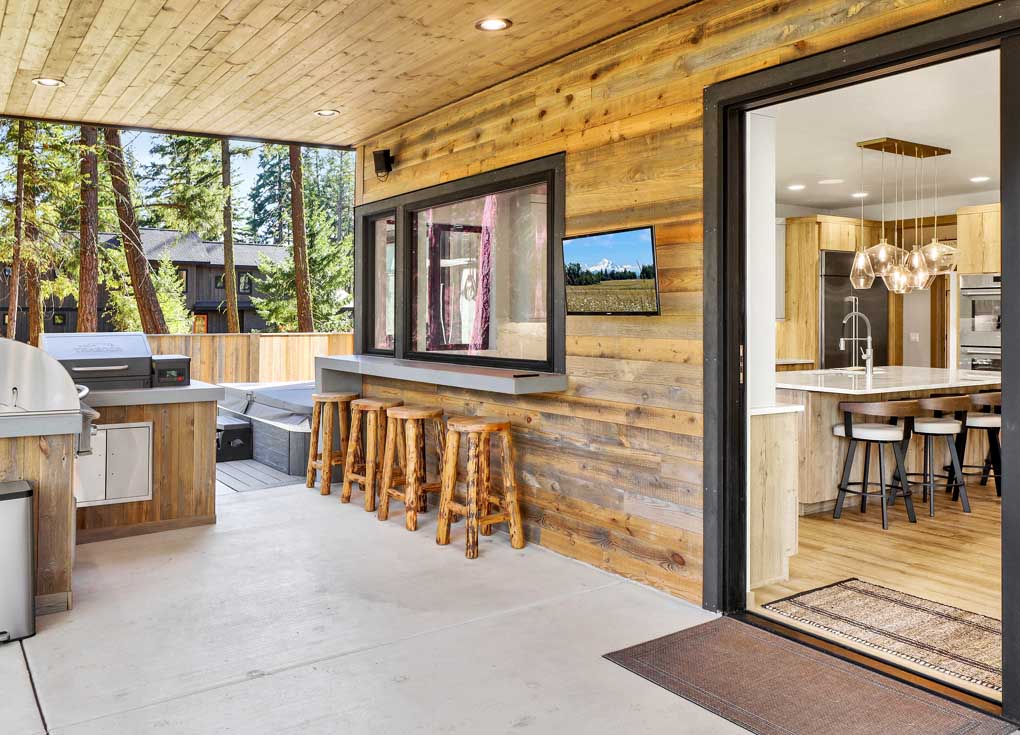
957, 212, 986, 274
819, 222, 855, 252
75, 430, 107, 504
106, 426, 152, 500
982, 208, 1001, 274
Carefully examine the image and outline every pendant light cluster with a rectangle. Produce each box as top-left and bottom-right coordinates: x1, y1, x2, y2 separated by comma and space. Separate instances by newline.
850, 138, 958, 294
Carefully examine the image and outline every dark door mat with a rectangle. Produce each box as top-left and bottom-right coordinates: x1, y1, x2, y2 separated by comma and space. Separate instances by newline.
763, 579, 1001, 692
605, 617, 1014, 735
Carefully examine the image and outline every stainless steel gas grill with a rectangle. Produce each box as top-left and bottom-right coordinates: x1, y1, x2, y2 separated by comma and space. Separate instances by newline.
39, 333, 189, 391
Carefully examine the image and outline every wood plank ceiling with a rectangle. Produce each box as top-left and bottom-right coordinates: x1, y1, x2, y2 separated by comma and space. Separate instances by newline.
0, 0, 690, 147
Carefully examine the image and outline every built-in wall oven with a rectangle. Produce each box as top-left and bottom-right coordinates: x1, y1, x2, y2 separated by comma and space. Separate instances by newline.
959, 274, 1001, 371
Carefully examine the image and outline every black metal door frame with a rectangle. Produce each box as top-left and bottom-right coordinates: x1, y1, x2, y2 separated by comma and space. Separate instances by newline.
702, 1, 1020, 719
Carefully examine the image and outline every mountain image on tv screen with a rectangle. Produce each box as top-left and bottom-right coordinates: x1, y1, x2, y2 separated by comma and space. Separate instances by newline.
562, 226, 659, 315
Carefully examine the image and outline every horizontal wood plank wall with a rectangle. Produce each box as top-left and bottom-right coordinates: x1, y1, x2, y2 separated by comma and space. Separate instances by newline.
77, 401, 218, 543
147, 333, 354, 384
0, 434, 75, 614
355, 0, 986, 603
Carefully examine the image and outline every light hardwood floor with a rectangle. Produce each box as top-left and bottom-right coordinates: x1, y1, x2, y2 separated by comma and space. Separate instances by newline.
751, 480, 1002, 699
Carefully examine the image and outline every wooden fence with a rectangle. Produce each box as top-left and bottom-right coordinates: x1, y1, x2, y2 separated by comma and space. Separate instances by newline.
147, 332, 354, 385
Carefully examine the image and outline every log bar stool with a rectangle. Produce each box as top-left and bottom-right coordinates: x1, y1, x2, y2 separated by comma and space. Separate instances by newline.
306, 392, 359, 495
833, 400, 917, 530
913, 396, 970, 517
378, 405, 445, 531
967, 391, 1002, 496
436, 416, 525, 559
342, 398, 403, 511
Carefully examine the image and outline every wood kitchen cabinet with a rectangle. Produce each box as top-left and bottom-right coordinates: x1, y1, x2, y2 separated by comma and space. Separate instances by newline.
956, 203, 1000, 274
777, 215, 882, 365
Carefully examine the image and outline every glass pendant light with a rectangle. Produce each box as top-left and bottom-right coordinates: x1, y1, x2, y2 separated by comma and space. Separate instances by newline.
906, 154, 931, 290
850, 146, 875, 288
867, 147, 906, 277
920, 154, 959, 276
881, 148, 911, 294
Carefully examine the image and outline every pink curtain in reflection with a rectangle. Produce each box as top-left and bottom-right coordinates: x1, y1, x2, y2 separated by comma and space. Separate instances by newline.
470, 195, 496, 351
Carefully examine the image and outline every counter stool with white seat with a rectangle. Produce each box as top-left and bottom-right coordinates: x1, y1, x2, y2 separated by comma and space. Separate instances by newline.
913, 396, 970, 516
833, 400, 917, 530
963, 391, 1002, 496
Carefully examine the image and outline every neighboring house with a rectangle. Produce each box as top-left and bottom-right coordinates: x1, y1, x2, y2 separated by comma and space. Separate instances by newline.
0, 228, 288, 339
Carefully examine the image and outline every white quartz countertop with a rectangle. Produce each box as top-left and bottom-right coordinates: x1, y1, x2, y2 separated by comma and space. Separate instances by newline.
83, 380, 225, 408
775, 358, 813, 365
776, 366, 1001, 396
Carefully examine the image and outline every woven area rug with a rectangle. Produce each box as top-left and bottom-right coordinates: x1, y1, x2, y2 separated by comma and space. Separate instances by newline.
762, 579, 1002, 692
605, 617, 1013, 735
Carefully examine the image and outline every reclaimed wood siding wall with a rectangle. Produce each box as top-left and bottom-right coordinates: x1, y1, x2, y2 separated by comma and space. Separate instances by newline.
148, 332, 354, 384
355, 0, 986, 603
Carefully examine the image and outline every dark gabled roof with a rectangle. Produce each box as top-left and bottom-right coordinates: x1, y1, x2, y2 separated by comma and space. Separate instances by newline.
98, 228, 288, 268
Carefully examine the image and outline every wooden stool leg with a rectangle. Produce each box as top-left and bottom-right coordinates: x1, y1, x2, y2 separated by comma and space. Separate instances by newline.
341, 407, 361, 502
306, 400, 322, 488
479, 433, 492, 536
436, 428, 459, 546
320, 401, 336, 495
499, 429, 525, 550
465, 432, 480, 559
379, 417, 399, 521
415, 420, 428, 513
404, 418, 421, 531
364, 409, 379, 512
338, 400, 350, 468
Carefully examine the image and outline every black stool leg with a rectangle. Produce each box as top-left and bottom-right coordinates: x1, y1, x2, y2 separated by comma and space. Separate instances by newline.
925, 435, 935, 517
947, 434, 970, 513
878, 445, 889, 530
950, 426, 969, 493
989, 427, 1002, 497
921, 436, 930, 504
834, 438, 857, 520
981, 453, 992, 486
860, 441, 871, 513
892, 441, 916, 523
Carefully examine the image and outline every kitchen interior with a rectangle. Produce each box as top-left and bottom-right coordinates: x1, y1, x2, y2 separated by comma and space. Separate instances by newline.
745, 51, 1004, 700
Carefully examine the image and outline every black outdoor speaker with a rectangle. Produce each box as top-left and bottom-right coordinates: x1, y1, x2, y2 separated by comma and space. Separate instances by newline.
373, 149, 394, 176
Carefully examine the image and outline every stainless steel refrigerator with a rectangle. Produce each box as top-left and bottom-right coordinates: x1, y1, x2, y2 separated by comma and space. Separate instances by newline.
819, 251, 889, 369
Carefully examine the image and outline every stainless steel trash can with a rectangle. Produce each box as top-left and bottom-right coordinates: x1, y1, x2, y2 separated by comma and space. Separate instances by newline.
0, 480, 35, 643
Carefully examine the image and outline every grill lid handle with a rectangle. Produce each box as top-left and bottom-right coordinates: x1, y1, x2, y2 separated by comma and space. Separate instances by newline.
71, 364, 130, 372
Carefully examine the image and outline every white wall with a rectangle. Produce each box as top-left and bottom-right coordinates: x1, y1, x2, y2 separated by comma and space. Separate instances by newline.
745, 112, 777, 410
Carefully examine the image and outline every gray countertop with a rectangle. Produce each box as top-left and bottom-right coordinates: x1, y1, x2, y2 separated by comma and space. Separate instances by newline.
83, 380, 225, 408
316, 354, 567, 395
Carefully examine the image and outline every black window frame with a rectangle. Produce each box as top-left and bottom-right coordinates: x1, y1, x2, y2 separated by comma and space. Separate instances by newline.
238, 272, 253, 295
178, 268, 188, 293
214, 273, 225, 289
354, 153, 566, 373
362, 210, 398, 355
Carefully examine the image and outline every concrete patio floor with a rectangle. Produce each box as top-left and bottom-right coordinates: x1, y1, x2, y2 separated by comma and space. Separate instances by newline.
4, 480, 746, 734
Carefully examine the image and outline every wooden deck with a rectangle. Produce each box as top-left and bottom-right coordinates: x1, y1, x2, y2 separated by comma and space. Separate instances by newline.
216, 460, 303, 494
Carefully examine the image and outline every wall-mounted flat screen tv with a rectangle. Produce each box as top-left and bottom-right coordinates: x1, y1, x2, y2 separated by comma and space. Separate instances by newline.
562, 226, 659, 315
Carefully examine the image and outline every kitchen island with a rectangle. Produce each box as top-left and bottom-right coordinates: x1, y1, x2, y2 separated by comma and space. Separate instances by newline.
777, 367, 1001, 514
76, 381, 224, 543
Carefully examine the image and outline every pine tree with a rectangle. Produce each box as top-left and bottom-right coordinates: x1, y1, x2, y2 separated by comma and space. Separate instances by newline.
221, 139, 239, 332
248, 144, 290, 244
252, 208, 352, 332
140, 134, 224, 240
289, 144, 313, 332
78, 125, 100, 332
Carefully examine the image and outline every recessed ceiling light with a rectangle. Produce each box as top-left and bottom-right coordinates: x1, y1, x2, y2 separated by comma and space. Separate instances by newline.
970, 176, 991, 183
314, 109, 339, 118
786, 184, 805, 191
851, 192, 869, 198
32, 77, 65, 88
818, 178, 844, 185
475, 17, 512, 31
